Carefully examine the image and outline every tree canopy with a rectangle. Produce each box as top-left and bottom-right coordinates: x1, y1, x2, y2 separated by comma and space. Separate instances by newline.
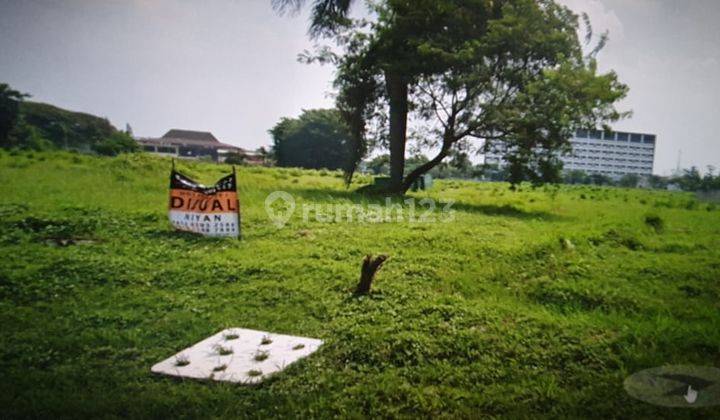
0, 83, 28, 147
269, 108, 353, 170
293, 0, 629, 192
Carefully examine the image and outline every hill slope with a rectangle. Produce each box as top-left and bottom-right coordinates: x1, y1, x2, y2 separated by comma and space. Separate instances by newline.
1, 151, 719, 418
18, 101, 118, 150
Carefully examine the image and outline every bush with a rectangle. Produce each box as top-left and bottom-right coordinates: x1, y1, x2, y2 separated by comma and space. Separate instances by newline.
223, 153, 246, 165
644, 214, 664, 233
92, 132, 138, 156
618, 174, 640, 188
6, 120, 54, 151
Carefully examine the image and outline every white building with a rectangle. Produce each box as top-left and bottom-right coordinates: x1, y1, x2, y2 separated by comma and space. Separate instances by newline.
484, 129, 656, 178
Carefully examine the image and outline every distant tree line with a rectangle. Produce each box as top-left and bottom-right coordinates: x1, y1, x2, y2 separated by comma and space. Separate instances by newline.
661, 167, 720, 192
0, 83, 137, 156
365, 156, 720, 192
560, 167, 720, 191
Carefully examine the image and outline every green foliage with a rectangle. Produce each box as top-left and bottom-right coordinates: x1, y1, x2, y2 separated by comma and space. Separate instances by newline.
324, 0, 628, 190
1, 95, 141, 156
18, 101, 117, 151
1, 152, 719, 417
670, 166, 720, 192
269, 108, 353, 170
365, 154, 390, 175
0, 83, 29, 146
647, 174, 668, 190
644, 213, 664, 233
564, 170, 591, 185
7, 119, 55, 151
272, 0, 354, 38
618, 173, 640, 188
223, 152, 246, 165
589, 173, 614, 186
92, 132, 139, 156
571, 168, 720, 193
367, 153, 484, 180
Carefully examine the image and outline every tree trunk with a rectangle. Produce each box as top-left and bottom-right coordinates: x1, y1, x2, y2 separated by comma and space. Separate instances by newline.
355, 254, 388, 295
385, 71, 409, 193
400, 142, 452, 193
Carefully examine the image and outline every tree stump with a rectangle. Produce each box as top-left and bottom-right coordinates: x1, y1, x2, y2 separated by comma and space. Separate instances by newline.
355, 254, 388, 295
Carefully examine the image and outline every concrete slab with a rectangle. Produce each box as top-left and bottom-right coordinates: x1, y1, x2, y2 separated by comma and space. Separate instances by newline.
151, 328, 323, 384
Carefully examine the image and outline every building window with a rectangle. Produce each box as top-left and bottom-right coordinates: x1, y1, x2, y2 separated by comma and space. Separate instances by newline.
630, 133, 643, 143
616, 132, 629, 141
644, 135, 656, 144
590, 130, 603, 139
576, 129, 589, 138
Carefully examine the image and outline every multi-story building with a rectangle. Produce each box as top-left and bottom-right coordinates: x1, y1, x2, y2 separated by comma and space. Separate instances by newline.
484, 129, 656, 178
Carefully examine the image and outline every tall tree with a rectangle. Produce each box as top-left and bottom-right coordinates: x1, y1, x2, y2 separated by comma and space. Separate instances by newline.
274, 0, 416, 191
332, 0, 627, 192
0, 83, 29, 147
278, 0, 628, 193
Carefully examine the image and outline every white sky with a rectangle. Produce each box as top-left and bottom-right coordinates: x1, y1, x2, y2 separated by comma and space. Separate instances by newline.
1, 0, 718, 175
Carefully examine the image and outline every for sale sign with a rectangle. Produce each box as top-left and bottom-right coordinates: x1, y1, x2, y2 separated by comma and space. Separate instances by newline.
169, 169, 240, 238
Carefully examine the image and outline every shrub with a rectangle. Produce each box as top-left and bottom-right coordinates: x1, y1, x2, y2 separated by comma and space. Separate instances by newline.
223, 153, 246, 165
644, 214, 664, 233
92, 132, 138, 156
6, 121, 54, 151
591, 229, 644, 250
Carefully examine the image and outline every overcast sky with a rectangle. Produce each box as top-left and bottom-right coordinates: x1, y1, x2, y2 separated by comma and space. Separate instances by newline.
1, 0, 718, 175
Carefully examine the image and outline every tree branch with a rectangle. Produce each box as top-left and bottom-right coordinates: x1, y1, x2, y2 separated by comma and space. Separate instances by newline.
401, 136, 454, 192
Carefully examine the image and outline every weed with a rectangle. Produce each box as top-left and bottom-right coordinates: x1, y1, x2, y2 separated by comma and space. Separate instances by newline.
247, 369, 262, 377
224, 333, 239, 341
292, 344, 305, 350
214, 345, 234, 356
174, 355, 190, 367
593, 229, 644, 250
678, 285, 702, 297
644, 214, 664, 233
253, 351, 269, 362
559, 237, 575, 251
213, 364, 227, 372
260, 336, 272, 345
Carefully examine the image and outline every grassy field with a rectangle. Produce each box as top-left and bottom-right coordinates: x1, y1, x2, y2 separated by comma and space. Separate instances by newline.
1, 150, 719, 418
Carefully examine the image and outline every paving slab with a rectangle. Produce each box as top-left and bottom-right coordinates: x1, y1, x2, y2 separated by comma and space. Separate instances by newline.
151, 328, 323, 384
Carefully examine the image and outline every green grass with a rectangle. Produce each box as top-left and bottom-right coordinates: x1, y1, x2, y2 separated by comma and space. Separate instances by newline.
1, 150, 719, 418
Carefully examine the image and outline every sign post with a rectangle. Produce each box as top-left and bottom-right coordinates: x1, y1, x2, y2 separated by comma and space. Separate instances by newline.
168, 164, 240, 238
